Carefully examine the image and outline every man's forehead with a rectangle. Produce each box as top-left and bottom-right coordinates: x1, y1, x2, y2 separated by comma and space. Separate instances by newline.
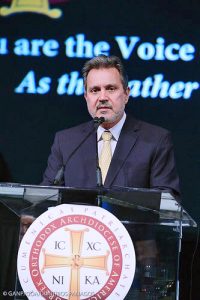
88, 67, 119, 75
86, 67, 121, 84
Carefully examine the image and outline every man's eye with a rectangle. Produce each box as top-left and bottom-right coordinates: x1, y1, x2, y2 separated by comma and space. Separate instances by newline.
108, 86, 116, 91
90, 89, 98, 93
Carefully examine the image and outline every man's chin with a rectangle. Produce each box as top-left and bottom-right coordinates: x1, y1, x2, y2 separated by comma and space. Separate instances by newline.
100, 115, 122, 128
97, 115, 113, 123
96, 111, 113, 119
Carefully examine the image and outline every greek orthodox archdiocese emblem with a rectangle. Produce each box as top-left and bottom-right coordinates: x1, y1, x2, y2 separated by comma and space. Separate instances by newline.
0, 0, 67, 18
17, 204, 135, 299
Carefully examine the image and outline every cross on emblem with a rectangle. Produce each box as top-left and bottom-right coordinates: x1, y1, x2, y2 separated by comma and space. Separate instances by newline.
0, 0, 62, 18
41, 228, 110, 300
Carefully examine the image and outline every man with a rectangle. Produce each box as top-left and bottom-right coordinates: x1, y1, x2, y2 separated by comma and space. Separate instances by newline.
41, 55, 180, 197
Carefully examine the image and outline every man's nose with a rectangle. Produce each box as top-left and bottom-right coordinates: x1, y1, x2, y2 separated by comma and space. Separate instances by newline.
98, 89, 108, 100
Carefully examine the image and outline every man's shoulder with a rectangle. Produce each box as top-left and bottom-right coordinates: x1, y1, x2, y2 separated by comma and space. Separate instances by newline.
55, 120, 93, 137
126, 115, 170, 134
125, 115, 171, 142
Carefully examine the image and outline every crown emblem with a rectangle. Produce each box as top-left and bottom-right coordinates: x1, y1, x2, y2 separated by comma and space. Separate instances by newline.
0, 0, 62, 18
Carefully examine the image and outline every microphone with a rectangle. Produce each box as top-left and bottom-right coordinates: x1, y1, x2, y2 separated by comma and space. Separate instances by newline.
52, 117, 105, 186
93, 117, 105, 129
53, 166, 65, 186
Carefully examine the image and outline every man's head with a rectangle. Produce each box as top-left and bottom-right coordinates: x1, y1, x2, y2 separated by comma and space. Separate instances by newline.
82, 55, 129, 90
83, 55, 130, 129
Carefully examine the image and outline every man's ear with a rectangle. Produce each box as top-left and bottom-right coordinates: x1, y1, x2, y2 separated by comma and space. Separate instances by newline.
125, 87, 130, 104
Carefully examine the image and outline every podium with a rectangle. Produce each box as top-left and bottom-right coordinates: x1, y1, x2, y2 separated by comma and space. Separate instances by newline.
0, 183, 196, 300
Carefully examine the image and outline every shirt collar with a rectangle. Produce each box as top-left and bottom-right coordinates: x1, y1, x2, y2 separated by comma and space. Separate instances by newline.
97, 113, 126, 141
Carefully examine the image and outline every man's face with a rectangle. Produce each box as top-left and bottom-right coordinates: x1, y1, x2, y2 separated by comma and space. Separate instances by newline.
84, 68, 130, 128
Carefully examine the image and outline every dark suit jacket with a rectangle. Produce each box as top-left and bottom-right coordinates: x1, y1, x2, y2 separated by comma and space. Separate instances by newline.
41, 116, 180, 196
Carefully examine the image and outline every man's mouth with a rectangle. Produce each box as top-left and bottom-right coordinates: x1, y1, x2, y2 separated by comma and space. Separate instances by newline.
97, 106, 112, 110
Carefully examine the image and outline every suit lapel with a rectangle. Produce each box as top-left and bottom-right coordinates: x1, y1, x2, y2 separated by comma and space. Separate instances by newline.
104, 116, 140, 186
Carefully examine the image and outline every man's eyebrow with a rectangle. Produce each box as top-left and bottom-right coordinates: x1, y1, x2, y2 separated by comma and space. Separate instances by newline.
105, 83, 117, 87
88, 85, 100, 90
88, 83, 118, 90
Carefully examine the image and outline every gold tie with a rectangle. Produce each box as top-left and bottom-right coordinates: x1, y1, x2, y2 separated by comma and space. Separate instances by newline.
99, 131, 112, 184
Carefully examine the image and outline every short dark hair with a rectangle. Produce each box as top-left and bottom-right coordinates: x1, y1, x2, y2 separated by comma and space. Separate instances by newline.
82, 55, 128, 90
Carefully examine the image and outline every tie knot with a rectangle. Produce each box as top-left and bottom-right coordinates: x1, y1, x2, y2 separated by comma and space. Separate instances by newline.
102, 131, 112, 141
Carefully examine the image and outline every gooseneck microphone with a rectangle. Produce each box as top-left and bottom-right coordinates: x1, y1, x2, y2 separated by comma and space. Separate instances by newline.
93, 117, 105, 129
53, 117, 105, 186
